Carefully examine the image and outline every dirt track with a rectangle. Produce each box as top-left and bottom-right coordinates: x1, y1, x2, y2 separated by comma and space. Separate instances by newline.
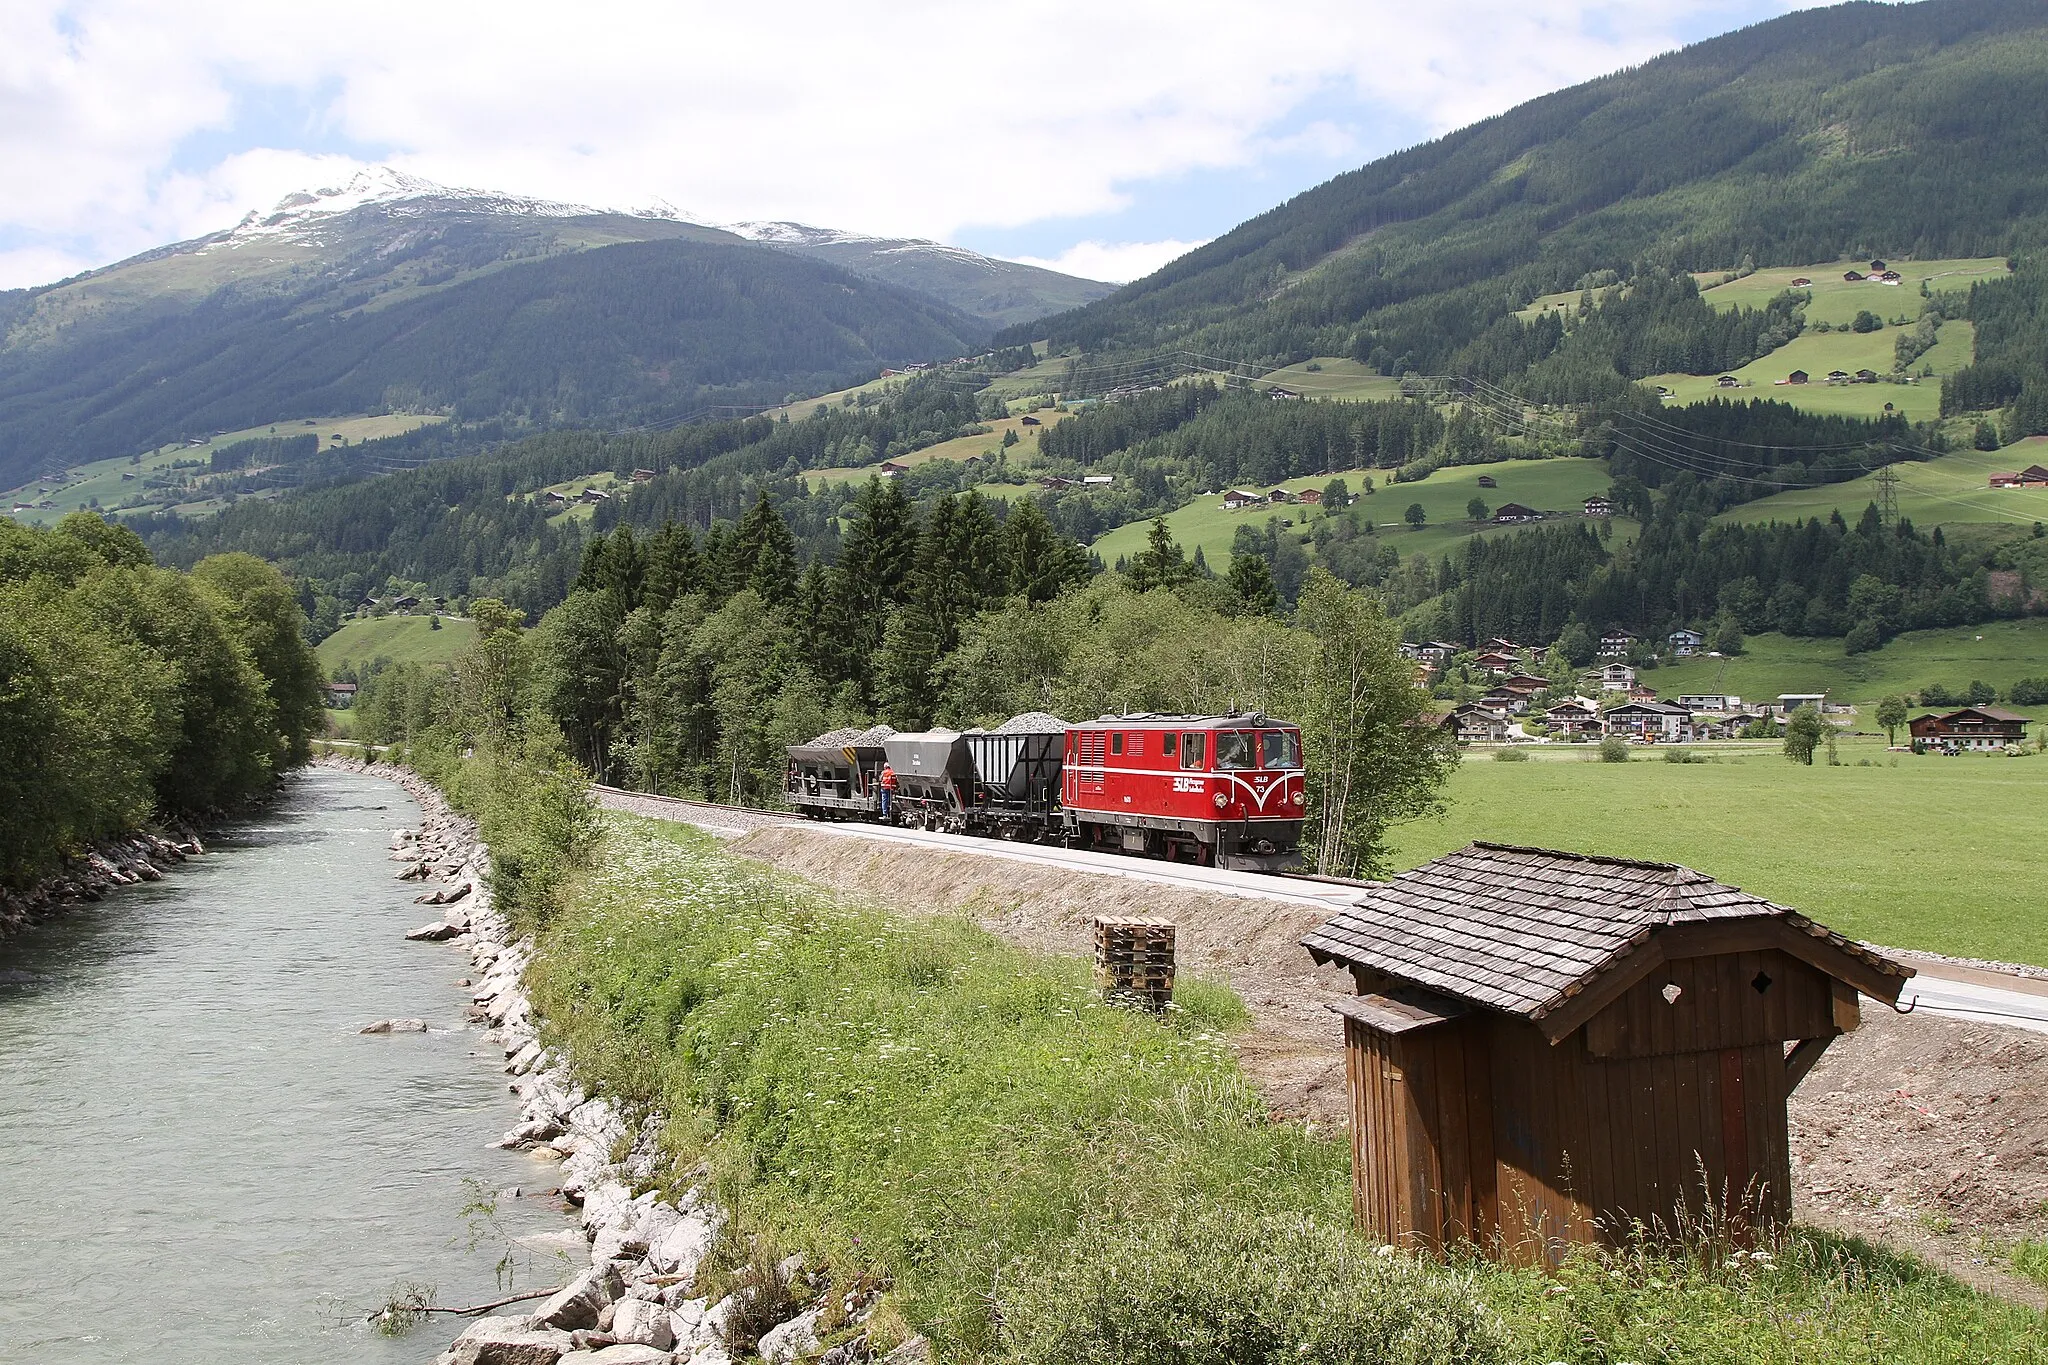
727, 824, 2048, 1306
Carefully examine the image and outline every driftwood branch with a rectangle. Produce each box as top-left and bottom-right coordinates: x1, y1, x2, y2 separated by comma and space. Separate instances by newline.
367, 1285, 556, 1324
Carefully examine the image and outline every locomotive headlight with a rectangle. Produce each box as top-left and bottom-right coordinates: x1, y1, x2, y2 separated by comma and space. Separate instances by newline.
1213, 790, 1229, 809
1292, 791, 1305, 806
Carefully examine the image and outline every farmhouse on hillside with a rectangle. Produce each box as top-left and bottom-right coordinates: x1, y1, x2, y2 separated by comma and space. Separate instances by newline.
1909, 706, 2033, 751
1222, 489, 1262, 510
1785, 370, 1809, 385
1476, 475, 1497, 488
1989, 464, 2048, 489
1301, 843, 1910, 1260
1585, 661, 1638, 692
1582, 495, 1613, 517
1667, 627, 1705, 657
1597, 628, 1639, 658
1492, 502, 1543, 524
1676, 692, 1743, 713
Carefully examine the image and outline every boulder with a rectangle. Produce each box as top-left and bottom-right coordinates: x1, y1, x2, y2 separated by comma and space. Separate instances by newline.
359, 1018, 429, 1034
558, 1347, 676, 1365
536, 1264, 624, 1330
611, 1298, 676, 1350
407, 921, 462, 941
882, 1338, 931, 1365
446, 1316, 575, 1365
817, 1337, 869, 1365
756, 1308, 821, 1365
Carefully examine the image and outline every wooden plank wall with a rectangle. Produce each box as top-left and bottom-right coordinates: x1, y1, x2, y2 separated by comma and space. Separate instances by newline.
1345, 951, 1820, 1262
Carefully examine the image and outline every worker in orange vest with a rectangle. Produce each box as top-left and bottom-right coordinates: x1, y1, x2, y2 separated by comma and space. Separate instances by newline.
878, 762, 897, 819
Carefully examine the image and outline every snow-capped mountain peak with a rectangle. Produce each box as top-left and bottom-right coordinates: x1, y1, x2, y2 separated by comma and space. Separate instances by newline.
221, 166, 701, 244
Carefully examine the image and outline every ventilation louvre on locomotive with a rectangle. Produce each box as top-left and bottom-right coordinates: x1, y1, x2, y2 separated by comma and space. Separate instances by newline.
784, 712, 1307, 872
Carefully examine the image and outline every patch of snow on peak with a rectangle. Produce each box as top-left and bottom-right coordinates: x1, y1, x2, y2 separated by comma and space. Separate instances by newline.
224, 165, 620, 243
728, 221, 885, 248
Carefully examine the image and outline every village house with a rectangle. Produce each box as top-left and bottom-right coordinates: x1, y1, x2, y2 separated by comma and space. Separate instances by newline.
1854, 369, 1879, 383
1266, 385, 1301, 400
1020, 415, 1042, 426
630, 468, 657, 483
1496, 673, 1551, 699
1300, 844, 1909, 1260
1785, 370, 1810, 385
1582, 495, 1613, 517
542, 490, 568, 505
1989, 464, 2048, 489
1716, 375, 1741, 389
1675, 692, 1742, 713
1842, 270, 1865, 282
1825, 370, 1851, 384
1473, 649, 1521, 675
1297, 488, 1324, 504
1540, 697, 1602, 739
1082, 474, 1114, 485
1667, 627, 1705, 657
1790, 276, 1812, 287
1775, 692, 1827, 716
1492, 502, 1543, 524
1597, 628, 1640, 659
1039, 475, 1075, 490
323, 681, 358, 708
1222, 489, 1262, 511
1476, 475, 1497, 489
1604, 699, 1690, 742
1479, 689, 1531, 716
1909, 706, 2034, 751
877, 462, 908, 479
1267, 487, 1297, 504
1442, 705, 1510, 744
1626, 682, 1661, 704
1585, 661, 1637, 692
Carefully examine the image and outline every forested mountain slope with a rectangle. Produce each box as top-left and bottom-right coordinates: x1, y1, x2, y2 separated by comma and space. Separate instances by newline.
734, 223, 1115, 327
1010, 0, 2048, 376
0, 169, 1103, 487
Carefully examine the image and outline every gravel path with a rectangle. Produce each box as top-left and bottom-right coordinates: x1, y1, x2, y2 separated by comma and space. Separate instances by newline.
590, 786, 797, 837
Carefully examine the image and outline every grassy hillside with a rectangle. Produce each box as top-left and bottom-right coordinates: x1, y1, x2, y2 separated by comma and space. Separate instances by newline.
1091, 456, 1618, 568
1387, 738, 2048, 966
2, 414, 444, 526
1720, 438, 2048, 528
314, 614, 477, 671
1009, 2, 2048, 403
1640, 618, 2048, 708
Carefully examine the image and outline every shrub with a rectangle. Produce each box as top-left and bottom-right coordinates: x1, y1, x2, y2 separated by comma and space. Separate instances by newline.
1492, 746, 1530, 762
1663, 747, 1708, 764
993, 1206, 1504, 1365
1598, 735, 1630, 762
2011, 677, 2048, 706
1852, 309, 1884, 333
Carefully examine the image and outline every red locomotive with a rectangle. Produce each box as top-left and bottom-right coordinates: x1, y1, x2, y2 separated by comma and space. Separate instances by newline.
784, 710, 1307, 873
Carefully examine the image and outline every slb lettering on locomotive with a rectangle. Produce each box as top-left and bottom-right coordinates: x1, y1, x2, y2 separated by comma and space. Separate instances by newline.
1171, 775, 1205, 793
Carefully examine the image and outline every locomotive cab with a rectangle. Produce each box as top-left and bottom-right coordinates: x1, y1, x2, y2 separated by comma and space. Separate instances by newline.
1061, 713, 1307, 871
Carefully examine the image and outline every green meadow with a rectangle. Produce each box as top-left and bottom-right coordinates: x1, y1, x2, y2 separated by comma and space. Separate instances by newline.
314, 613, 477, 671
1721, 439, 2048, 529
1641, 620, 2048, 710
1252, 358, 1406, 401
1694, 258, 2009, 325
1387, 741, 2048, 966
1090, 456, 1620, 568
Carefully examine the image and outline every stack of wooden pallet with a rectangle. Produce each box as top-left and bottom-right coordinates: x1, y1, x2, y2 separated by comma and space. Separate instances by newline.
1093, 916, 1176, 1009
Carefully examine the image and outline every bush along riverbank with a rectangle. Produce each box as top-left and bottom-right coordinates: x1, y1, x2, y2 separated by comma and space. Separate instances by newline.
426, 785, 2041, 1365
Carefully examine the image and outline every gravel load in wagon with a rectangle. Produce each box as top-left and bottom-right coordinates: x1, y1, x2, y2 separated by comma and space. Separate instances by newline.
992, 712, 1070, 735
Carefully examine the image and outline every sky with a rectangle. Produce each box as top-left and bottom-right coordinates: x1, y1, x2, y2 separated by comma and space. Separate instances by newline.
1, 0, 1820, 291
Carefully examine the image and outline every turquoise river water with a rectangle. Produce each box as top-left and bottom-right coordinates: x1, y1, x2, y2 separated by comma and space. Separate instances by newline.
0, 768, 576, 1362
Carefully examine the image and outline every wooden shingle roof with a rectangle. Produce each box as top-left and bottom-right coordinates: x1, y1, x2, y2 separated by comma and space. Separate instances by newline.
1301, 842, 1908, 1026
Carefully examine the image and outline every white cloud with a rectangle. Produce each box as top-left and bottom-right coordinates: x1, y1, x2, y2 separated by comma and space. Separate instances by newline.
1010, 240, 1210, 286
0, 1, 1815, 290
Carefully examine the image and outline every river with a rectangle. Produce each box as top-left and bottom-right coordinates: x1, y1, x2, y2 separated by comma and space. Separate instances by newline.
0, 768, 575, 1363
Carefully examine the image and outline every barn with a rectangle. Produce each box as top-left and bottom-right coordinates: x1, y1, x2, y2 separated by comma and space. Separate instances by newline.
1301, 843, 1911, 1263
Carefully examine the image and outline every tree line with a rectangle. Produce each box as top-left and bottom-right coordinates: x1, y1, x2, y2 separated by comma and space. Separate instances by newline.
0, 513, 326, 888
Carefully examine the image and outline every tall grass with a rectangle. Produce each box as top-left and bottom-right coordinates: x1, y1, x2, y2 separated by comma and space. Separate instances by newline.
522, 812, 2048, 1364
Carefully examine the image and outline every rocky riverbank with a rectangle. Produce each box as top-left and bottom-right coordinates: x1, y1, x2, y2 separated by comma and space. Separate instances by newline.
0, 827, 206, 940
320, 758, 924, 1365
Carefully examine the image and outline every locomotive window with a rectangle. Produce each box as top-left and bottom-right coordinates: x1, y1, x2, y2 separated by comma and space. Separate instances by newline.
1214, 730, 1254, 770
1262, 730, 1301, 770
1110, 733, 1124, 756
1181, 733, 1205, 768
1161, 733, 1176, 756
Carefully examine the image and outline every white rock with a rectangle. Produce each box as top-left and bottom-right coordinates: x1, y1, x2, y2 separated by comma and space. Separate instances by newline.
756, 1307, 821, 1365
535, 1264, 621, 1330
359, 1018, 429, 1034
684, 1347, 733, 1365
559, 1346, 674, 1365
648, 1212, 719, 1279
446, 1315, 573, 1365
611, 1297, 676, 1350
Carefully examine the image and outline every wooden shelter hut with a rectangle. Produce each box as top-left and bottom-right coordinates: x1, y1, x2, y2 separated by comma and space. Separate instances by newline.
1300, 843, 1910, 1264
